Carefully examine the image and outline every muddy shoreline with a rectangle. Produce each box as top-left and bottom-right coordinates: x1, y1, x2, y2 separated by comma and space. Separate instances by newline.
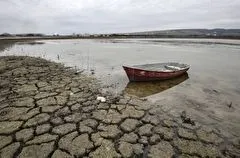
0, 56, 239, 157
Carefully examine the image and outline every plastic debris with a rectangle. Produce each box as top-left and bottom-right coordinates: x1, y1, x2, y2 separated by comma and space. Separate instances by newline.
97, 96, 106, 102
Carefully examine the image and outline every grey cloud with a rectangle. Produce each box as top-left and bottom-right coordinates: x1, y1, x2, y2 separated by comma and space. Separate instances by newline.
0, 0, 239, 34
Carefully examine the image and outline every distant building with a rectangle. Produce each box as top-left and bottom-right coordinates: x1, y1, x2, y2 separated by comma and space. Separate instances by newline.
213, 32, 217, 36
53, 33, 59, 36
82, 33, 91, 37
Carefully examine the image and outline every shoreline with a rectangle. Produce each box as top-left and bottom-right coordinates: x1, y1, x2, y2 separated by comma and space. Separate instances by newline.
0, 56, 239, 157
1, 36, 240, 41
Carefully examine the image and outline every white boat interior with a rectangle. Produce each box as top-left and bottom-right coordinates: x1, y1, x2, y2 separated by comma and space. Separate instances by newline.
129, 62, 190, 72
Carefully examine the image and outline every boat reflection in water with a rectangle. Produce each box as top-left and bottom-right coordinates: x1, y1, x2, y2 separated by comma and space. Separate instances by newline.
124, 73, 189, 98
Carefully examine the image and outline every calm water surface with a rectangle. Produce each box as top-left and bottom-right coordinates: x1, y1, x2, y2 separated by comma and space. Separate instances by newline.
1, 38, 240, 137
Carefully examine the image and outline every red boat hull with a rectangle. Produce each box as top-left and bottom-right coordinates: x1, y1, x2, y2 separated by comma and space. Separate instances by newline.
123, 66, 189, 81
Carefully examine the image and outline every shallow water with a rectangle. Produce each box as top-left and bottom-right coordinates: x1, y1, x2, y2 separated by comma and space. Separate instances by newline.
1, 38, 240, 137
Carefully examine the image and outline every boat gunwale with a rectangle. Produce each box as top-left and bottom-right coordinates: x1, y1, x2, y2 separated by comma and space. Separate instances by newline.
123, 63, 190, 73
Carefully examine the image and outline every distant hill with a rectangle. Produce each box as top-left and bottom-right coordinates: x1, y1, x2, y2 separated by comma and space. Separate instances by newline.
1, 29, 240, 39
123, 29, 240, 38
0, 33, 45, 37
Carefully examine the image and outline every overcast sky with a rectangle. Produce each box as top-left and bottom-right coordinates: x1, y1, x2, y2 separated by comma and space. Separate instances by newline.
0, 0, 240, 34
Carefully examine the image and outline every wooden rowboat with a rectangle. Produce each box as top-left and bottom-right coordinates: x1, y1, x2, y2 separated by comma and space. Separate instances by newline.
123, 62, 190, 81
